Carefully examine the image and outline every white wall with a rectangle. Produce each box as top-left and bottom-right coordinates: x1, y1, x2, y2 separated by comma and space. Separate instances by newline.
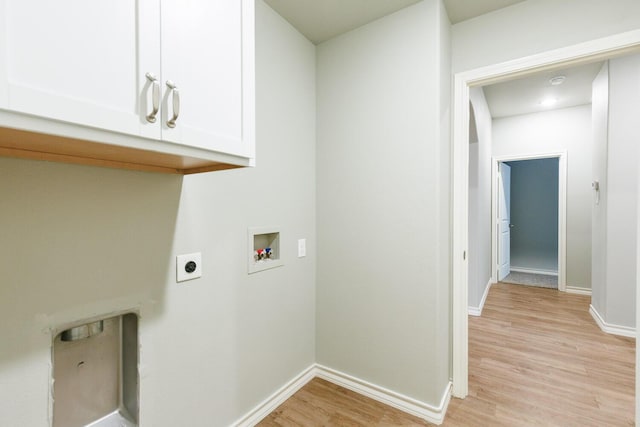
591, 62, 609, 319
316, 0, 451, 406
452, 0, 640, 73
591, 54, 640, 330
601, 53, 640, 328
468, 87, 493, 310
493, 105, 593, 289
0, 2, 317, 425
636, 143, 640, 426
437, 0, 452, 380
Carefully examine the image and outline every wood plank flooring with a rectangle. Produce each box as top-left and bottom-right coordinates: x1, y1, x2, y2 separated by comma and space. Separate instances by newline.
447, 283, 635, 426
258, 283, 635, 426
258, 377, 431, 426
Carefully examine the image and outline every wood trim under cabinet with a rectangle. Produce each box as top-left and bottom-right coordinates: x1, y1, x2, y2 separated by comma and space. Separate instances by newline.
0, 126, 245, 174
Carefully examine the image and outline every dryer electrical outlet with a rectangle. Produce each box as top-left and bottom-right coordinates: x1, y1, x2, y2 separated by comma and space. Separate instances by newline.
176, 252, 202, 282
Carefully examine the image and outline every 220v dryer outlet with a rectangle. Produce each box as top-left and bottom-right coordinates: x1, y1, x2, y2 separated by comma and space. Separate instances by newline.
176, 252, 202, 282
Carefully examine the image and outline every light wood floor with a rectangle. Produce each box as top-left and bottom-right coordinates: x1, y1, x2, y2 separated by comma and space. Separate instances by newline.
258, 283, 635, 426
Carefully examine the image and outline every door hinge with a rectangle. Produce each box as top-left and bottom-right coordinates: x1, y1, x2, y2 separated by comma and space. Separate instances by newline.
463, 251, 466, 260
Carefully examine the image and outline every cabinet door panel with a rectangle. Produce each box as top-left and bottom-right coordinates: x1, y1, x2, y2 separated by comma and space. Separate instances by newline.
161, 0, 252, 158
2, 0, 160, 139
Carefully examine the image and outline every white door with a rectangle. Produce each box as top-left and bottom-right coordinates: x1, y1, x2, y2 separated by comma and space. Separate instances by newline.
498, 163, 512, 281
160, 0, 253, 157
0, 0, 161, 140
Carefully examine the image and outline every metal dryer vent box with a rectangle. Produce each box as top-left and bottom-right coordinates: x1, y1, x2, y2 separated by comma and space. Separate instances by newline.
52, 313, 139, 427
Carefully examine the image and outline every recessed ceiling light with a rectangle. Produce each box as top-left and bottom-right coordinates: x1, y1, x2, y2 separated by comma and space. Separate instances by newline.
549, 75, 566, 86
540, 98, 559, 107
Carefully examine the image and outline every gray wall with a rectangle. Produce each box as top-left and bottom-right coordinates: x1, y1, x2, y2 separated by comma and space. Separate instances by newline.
0, 2, 317, 425
590, 62, 609, 321
605, 54, 639, 328
316, 0, 452, 405
592, 54, 640, 329
468, 87, 493, 310
493, 105, 593, 289
507, 159, 559, 272
452, 0, 640, 73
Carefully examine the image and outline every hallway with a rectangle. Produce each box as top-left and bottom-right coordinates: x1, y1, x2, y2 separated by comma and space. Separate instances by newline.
446, 283, 634, 425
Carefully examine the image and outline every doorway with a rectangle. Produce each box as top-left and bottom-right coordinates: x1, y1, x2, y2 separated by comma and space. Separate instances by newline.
451, 31, 640, 400
494, 155, 566, 290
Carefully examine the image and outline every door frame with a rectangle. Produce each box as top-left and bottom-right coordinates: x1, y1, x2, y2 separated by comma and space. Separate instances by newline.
491, 153, 567, 291
451, 29, 640, 399
496, 161, 512, 282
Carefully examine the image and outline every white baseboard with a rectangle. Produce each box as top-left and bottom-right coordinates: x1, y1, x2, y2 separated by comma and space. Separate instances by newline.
565, 286, 592, 296
232, 364, 316, 427
510, 267, 558, 276
589, 305, 636, 338
315, 365, 452, 425
469, 278, 493, 317
234, 364, 452, 426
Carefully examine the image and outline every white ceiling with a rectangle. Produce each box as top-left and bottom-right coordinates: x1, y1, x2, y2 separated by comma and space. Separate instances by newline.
482, 61, 603, 118
443, 0, 526, 24
265, 0, 527, 45
264, 0, 420, 44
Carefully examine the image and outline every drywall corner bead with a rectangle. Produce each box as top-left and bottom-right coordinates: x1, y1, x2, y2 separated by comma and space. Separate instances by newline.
35, 313, 54, 332
48, 357, 54, 426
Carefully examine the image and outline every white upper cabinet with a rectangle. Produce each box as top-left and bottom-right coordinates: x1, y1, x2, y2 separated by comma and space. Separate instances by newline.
1, 0, 158, 139
160, 0, 254, 158
0, 0, 255, 173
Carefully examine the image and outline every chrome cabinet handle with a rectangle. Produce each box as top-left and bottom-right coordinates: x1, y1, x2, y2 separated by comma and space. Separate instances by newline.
145, 73, 160, 123
166, 80, 180, 128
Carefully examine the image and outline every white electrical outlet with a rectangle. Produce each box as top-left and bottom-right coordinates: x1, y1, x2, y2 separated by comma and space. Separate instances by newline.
176, 252, 202, 282
298, 239, 306, 258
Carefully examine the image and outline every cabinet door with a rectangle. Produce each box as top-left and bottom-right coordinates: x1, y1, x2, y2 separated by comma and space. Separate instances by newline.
0, 0, 161, 140
160, 0, 254, 158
